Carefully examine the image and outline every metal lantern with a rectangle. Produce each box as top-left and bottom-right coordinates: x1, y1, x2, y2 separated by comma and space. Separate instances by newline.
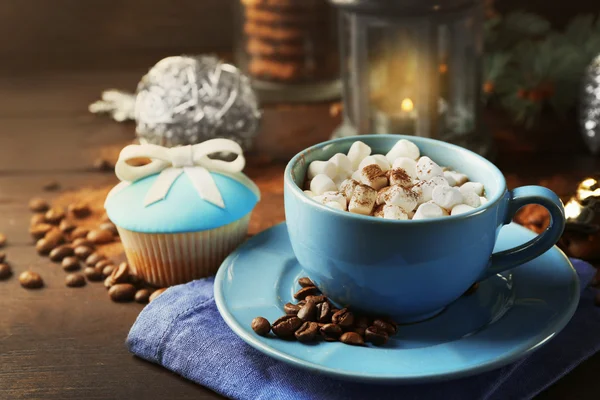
329, 0, 489, 155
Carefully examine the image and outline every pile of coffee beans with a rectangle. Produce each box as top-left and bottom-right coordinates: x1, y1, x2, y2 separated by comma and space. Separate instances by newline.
251, 277, 398, 347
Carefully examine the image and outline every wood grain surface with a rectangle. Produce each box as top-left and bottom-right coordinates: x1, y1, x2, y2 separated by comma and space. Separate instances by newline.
0, 70, 598, 399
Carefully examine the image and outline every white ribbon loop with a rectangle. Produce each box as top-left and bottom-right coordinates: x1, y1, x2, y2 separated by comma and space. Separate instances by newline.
114, 139, 245, 208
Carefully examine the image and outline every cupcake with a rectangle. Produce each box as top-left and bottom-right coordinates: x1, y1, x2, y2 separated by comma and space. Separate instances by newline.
104, 139, 260, 287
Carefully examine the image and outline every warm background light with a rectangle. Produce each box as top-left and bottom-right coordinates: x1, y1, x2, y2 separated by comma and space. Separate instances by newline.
401, 98, 414, 112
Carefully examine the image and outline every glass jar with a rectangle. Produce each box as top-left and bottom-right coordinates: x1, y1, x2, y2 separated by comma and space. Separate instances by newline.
329, 0, 490, 156
234, 0, 341, 103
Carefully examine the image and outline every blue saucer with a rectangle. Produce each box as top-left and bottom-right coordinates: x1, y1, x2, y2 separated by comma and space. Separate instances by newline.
214, 223, 580, 383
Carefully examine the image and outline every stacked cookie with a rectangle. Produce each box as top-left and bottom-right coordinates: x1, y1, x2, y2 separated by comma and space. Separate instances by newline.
241, 0, 338, 83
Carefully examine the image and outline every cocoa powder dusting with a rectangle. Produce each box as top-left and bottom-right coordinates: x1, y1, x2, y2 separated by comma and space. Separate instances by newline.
362, 164, 386, 181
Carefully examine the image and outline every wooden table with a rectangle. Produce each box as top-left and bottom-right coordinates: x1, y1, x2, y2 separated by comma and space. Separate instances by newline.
0, 70, 598, 399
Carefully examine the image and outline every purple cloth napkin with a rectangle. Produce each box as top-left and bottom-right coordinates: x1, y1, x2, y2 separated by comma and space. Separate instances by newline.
127, 259, 600, 400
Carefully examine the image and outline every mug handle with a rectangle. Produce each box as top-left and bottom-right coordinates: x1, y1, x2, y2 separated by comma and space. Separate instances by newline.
480, 186, 565, 280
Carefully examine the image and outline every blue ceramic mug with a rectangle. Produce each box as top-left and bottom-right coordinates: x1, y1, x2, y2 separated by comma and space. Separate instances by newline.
284, 135, 565, 323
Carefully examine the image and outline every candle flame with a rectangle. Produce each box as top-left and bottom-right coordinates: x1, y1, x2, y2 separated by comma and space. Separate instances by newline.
401, 98, 414, 112
577, 177, 600, 201
565, 199, 583, 220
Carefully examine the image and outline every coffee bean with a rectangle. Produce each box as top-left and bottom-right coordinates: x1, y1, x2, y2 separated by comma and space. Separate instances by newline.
316, 302, 331, 323
68, 202, 91, 218
284, 302, 301, 315
295, 321, 319, 342
319, 323, 343, 341
109, 262, 129, 284
61, 256, 81, 271
251, 317, 271, 336
128, 274, 142, 285
72, 238, 94, 248
87, 229, 113, 244
372, 319, 397, 336
49, 245, 74, 262
95, 259, 113, 270
59, 219, 76, 233
94, 158, 113, 172
355, 315, 371, 328
30, 214, 46, 226
45, 207, 66, 224
0, 252, 5, 263
332, 308, 354, 328
352, 326, 366, 337
84, 267, 103, 282
293, 286, 321, 300
29, 198, 50, 212
65, 273, 86, 287
298, 277, 314, 288
104, 276, 114, 289
102, 265, 115, 278
297, 301, 318, 321
109, 283, 136, 302
19, 271, 43, 289
365, 326, 389, 346
272, 315, 303, 339
29, 223, 54, 240
0, 233, 6, 248
74, 245, 93, 260
85, 253, 105, 266
149, 288, 167, 302
36, 238, 53, 255
134, 289, 152, 303
0, 263, 12, 280
463, 282, 480, 296
44, 229, 65, 247
71, 228, 90, 240
99, 222, 118, 236
42, 181, 60, 191
304, 295, 327, 304
340, 332, 365, 346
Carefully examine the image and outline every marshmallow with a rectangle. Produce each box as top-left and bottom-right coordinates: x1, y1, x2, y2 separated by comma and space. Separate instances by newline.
412, 176, 449, 204
385, 139, 420, 162
307, 160, 337, 180
412, 202, 445, 220
348, 184, 377, 215
325, 201, 345, 211
443, 171, 468, 187
303, 190, 315, 198
389, 168, 413, 188
359, 164, 388, 190
313, 191, 347, 211
462, 191, 481, 208
347, 141, 371, 170
392, 157, 418, 179
416, 156, 443, 180
480, 196, 488, 205
358, 155, 390, 172
432, 186, 463, 210
339, 179, 360, 200
460, 182, 484, 196
383, 204, 409, 220
351, 170, 362, 182
329, 153, 353, 179
451, 204, 475, 216
310, 174, 337, 195
373, 204, 385, 217
382, 185, 418, 212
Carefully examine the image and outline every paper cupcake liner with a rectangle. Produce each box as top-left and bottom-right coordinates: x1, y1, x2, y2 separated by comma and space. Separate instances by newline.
116, 215, 251, 287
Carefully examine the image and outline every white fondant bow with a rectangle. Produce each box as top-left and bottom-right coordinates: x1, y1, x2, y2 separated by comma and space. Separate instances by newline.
115, 139, 245, 208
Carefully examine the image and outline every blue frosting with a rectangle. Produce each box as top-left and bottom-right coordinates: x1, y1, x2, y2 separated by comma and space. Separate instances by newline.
105, 172, 259, 234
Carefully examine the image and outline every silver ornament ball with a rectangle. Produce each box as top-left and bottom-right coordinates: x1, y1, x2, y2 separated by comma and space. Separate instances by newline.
580, 55, 600, 155
135, 55, 261, 150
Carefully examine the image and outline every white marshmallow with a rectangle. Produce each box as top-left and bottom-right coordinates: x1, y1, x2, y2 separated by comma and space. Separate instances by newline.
412, 202, 445, 220
373, 204, 385, 217
480, 196, 488, 205
412, 176, 449, 204
313, 191, 347, 211
462, 191, 481, 208
385, 139, 420, 162
339, 179, 360, 200
307, 160, 337, 180
325, 201, 345, 211
358, 155, 390, 172
303, 190, 315, 198
347, 141, 371, 170
444, 171, 468, 187
329, 153, 353, 179
383, 204, 409, 220
392, 157, 418, 180
451, 204, 475, 216
460, 182, 484, 196
383, 185, 418, 212
351, 170, 362, 182
359, 164, 388, 190
389, 168, 413, 187
348, 184, 377, 215
416, 156, 443, 180
432, 186, 463, 211
310, 174, 337, 195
